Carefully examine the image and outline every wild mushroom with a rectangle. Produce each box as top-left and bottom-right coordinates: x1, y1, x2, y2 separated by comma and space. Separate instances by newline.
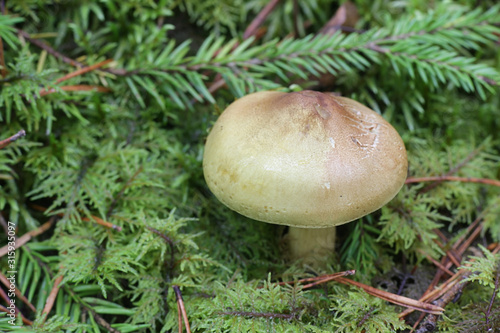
203, 90, 407, 263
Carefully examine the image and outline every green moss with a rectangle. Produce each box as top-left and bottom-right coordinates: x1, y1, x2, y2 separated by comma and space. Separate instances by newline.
1, 0, 499, 332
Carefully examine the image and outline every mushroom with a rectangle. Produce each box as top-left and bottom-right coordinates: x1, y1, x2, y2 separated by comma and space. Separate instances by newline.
203, 90, 407, 263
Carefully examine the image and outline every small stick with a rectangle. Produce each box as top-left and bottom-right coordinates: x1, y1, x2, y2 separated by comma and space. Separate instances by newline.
0, 304, 33, 325
415, 271, 473, 332
42, 275, 64, 321
0, 37, 6, 77
419, 145, 483, 193
173, 285, 191, 333
301, 270, 356, 289
0, 130, 26, 149
177, 300, 182, 333
418, 250, 455, 277
84, 215, 122, 231
0, 272, 37, 312
406, 176, 500, 187
30, 204, 122, 231
264, 270, 356, 289
0, 218, 55, 258
401, 240, 499, 321
17, 29, 83, 68
335, 277, 444, 315
243, 0, 282, 39
399, 272, 462, 318
55, 59, 113, 84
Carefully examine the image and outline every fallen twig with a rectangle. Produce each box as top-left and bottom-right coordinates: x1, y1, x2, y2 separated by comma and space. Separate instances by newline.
41, 275, 64, 321
173, 285, 191, 333
30, 204, 122, 231
0, 130, 26, 149
0, 272, 37, 312
0, 218, 55, 258
0, 304, 33, 325
55, 59, 113, 84
415, 271, 473, 332
262, 270, 356, 289
335, 277, 445, 315
243, 0, 282, 39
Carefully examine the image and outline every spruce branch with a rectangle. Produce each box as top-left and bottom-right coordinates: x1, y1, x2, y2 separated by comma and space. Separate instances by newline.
121, 5, 500, 109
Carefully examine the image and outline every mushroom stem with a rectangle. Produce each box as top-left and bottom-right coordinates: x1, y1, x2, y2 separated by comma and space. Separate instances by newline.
286, 226, 336, 263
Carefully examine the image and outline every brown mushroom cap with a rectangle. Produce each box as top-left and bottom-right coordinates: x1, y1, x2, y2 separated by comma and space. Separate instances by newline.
203, 90, 407, 228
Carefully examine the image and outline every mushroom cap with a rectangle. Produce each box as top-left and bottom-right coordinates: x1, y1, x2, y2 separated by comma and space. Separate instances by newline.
203, 90, 407, 228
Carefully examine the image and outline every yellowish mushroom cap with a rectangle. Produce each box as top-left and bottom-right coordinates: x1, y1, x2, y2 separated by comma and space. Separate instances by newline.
203, 90, 407, 228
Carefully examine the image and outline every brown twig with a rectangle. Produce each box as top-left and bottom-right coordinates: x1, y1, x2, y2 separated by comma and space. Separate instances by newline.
419, 146, 483, 193
173, 285, 191, 333
41, 275, 64, 320
0, 36, 6, 77
401, 216, 484, 320
17, 29, 83, 68
418, 250, 455, 277
399, 268, 466, 320
0, 272, 37, 312
410, 242, 500, 331
263, 270, 356, 289
55, 59, 113, 84
177, 300, 182, 333
335, 277, 444, 315
406, 176, 500, 187
0, 218, 55, 258
415, 271, 473, 332
0, 130, 26, 149
0, 304, 33, 325
299, 270, 356, 289
243, 0, 282, 39
30, 204, 122, 231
